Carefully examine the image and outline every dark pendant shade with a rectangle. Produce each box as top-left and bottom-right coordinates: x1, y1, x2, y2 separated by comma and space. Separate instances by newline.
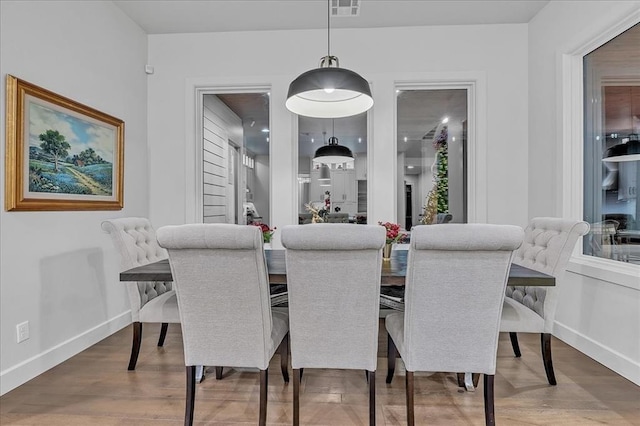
313, 136, 354, 165
603, 134, 640, 162
287, 67, 373, 118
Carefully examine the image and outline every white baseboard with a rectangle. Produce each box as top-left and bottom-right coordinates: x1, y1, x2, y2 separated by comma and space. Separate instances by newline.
554, 320, 640, 386
0, 311, 131, 396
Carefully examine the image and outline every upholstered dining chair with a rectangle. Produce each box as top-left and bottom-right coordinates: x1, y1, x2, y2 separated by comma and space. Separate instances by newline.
501, 217, 589, 385
385, 224, 523, 426
281, 224, 386, 426
102, 217, 179, 370
156, 223, 289, 426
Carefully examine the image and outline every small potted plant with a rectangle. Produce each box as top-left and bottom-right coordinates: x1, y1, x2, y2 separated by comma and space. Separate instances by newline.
253, 222, 276, 244
378, 221, 406, 260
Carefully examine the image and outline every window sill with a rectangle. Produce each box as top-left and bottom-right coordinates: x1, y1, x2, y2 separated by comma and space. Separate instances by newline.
566, 255, 640, 291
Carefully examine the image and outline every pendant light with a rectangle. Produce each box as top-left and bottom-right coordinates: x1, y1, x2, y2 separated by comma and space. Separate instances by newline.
286, 0, 373, 118
313, 119, 354, 165
319, 163, 331, 180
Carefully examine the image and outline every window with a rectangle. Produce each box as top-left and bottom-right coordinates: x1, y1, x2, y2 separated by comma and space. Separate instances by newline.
396, 88, 468, 229
583, 23, 639, 264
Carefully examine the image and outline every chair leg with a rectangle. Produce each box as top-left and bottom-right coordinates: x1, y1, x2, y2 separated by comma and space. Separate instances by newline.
386, 333, 397, 383
185, 366, 196, 426
128, 322, 142, 370
368, 370, 376, 426
541, 333, 557, 385
406, 371, 414, 426
509, 332, 521, 357
483, 374, 495, 426
215, 367, 223, 380
259, 369, 268, 426
280, 333, 290, 383
157, 323, 169, 347
293, 369, 301, 426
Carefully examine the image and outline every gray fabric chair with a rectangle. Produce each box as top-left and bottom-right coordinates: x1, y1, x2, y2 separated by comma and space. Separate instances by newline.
385, 224, 523, 426
102, 217, 179, 370
156, 224, 289, 426
436, 213, 453, 224
502, 217, 589, 385
281, 224, 386, 426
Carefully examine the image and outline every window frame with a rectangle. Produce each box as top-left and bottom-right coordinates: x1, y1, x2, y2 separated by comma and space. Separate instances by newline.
562, 12, 640, 289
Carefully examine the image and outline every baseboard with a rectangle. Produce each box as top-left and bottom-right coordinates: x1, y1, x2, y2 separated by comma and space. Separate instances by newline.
554, 320, 640, 386
0, 311, 131, 395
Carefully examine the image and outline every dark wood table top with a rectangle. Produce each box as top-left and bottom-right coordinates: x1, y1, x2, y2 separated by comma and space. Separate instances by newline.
120, 249, 555, 287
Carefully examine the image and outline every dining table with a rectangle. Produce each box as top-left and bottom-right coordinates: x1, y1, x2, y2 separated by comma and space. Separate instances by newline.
120, 249, 555, 287
119, 248, 555, 389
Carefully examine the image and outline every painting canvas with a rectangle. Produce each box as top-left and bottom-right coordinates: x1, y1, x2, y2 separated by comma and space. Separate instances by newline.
5, 75, 124, 211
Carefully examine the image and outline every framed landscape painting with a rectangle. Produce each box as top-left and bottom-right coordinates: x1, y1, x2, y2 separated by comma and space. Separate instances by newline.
5, 75, 124, 211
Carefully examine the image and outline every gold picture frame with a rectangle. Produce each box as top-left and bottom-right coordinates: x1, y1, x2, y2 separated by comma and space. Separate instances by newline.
5, 75, 124, 211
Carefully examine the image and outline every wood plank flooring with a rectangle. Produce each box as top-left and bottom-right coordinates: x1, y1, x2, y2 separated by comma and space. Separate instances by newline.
1, 321, 638, 425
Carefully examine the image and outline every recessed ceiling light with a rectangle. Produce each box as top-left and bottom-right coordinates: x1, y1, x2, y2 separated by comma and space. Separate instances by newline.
266, 137, 269, 142
407, 165, 414, 169
262, 128, 269, 133
452, 137, 456, 142
442, 117, 449, 124
358, 137, 362, 143
404, 136, 408, 142
311, 138, 315, 143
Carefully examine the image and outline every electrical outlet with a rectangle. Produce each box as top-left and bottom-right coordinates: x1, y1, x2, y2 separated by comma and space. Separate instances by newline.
16, 321, 29, 343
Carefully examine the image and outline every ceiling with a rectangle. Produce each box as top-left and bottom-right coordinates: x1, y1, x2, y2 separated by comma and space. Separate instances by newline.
119, 1, 548, 169
113, 1, 550, 34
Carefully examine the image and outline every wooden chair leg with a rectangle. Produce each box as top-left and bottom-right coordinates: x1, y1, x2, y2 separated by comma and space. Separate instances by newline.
259, 369, 268, 426
386, 333, 397, 383
215, 367, 223, 380
293, 369, 301, 426
280, 333, 290, 383
157, 322, 169, 347
128, 322, 142, 371
483, 374, 495, 426
509, 332, 521, 357
541, 333, 557, 385
368, 370, 376, 426
406, 371, 414, 426
185, 366, 196, 426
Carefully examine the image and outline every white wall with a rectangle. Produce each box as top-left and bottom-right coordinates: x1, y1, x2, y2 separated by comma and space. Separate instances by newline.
147, 23, 529, 241
528, 1, 640, 384
0, 1, 149, 394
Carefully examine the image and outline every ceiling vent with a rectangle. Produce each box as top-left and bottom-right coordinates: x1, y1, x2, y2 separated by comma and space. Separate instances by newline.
331, 0, 360, 17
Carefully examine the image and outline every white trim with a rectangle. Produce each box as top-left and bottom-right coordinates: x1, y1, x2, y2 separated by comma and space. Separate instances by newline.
554, 320, 640, 386
561, 11, 640, 275
0, 312, 131, 396
393, 75, 487, 223
567, 256, 640, 290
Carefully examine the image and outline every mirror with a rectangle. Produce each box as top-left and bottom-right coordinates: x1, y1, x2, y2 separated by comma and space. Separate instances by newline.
297, 113, 368, 224
202, 92, 270, 226
396, 89, 467, 229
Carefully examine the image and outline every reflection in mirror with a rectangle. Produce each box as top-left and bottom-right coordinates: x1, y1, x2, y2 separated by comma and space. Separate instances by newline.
297, 113, 367, 224
202, 92, 270, 226
396, 89, 467, 229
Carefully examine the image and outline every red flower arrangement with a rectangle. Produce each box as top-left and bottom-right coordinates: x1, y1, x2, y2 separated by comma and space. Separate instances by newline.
253, 222, 276, 243
378, 221, 406, 244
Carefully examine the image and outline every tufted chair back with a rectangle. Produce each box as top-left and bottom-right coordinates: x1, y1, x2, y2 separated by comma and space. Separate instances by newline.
506, 217, 589, 332
102, 217, 173, 322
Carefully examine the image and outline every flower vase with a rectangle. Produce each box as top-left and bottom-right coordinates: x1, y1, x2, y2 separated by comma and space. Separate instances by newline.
383, 243, 393, 260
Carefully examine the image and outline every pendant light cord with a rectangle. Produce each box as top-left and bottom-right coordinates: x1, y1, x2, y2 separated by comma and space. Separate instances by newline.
327, 0, 331, 57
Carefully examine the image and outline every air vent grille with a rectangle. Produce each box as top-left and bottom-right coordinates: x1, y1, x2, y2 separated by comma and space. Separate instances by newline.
331, 0, 360, 17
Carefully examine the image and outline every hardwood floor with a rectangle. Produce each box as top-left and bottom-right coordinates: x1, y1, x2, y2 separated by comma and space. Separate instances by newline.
1, 321, 638, 425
